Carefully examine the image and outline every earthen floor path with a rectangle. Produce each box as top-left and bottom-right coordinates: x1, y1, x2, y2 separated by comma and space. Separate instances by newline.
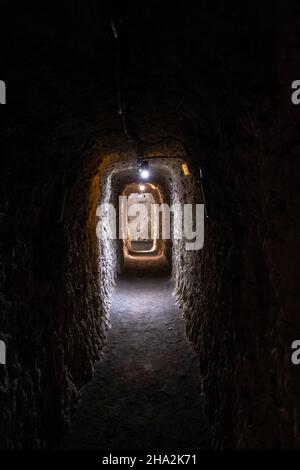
63, 255, 211, 449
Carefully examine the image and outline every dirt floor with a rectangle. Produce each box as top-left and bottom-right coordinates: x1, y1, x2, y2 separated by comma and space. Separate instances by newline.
63, 255, 211, 449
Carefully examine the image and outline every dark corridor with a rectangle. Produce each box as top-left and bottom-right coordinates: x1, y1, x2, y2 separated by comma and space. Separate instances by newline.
1, 0, 300, 454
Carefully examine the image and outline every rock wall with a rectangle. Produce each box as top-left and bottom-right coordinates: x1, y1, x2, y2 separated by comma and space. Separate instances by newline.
0, 138, 115, 448
172, 110, 300, 448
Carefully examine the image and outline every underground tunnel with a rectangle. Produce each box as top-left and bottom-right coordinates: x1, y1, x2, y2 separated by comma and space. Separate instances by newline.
62, 151, 210, 449
1, 0, 300, 454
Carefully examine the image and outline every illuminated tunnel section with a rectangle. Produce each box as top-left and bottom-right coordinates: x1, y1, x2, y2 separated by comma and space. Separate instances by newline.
62, 152, 210, 450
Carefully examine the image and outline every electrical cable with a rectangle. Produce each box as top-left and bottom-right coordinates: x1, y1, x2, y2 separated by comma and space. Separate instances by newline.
110, 18, 169, 148
110, 15, 209, 217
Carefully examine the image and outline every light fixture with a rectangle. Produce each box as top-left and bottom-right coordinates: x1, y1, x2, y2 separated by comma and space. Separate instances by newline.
182, 162, 190, 176
141, 170, 149, 179
139, 184, 145, 191
138, 159, 150, 180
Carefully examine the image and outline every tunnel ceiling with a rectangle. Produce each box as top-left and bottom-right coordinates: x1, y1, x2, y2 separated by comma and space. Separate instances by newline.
108, 156, 189, 193
2, 0, 288, 172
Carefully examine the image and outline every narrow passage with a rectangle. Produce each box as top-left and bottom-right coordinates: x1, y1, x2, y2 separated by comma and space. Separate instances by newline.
64, 256, 211, 449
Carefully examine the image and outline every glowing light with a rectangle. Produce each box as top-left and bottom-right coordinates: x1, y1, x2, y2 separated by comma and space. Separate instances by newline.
138, 159, 150, 180
182, 162, 190, 176
139, 184, 145, 191
141, 169, 149, 179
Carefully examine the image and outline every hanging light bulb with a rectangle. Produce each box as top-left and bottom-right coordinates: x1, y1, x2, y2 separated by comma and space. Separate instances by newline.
141, 169, 149, 179
138, 160, 150, 180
